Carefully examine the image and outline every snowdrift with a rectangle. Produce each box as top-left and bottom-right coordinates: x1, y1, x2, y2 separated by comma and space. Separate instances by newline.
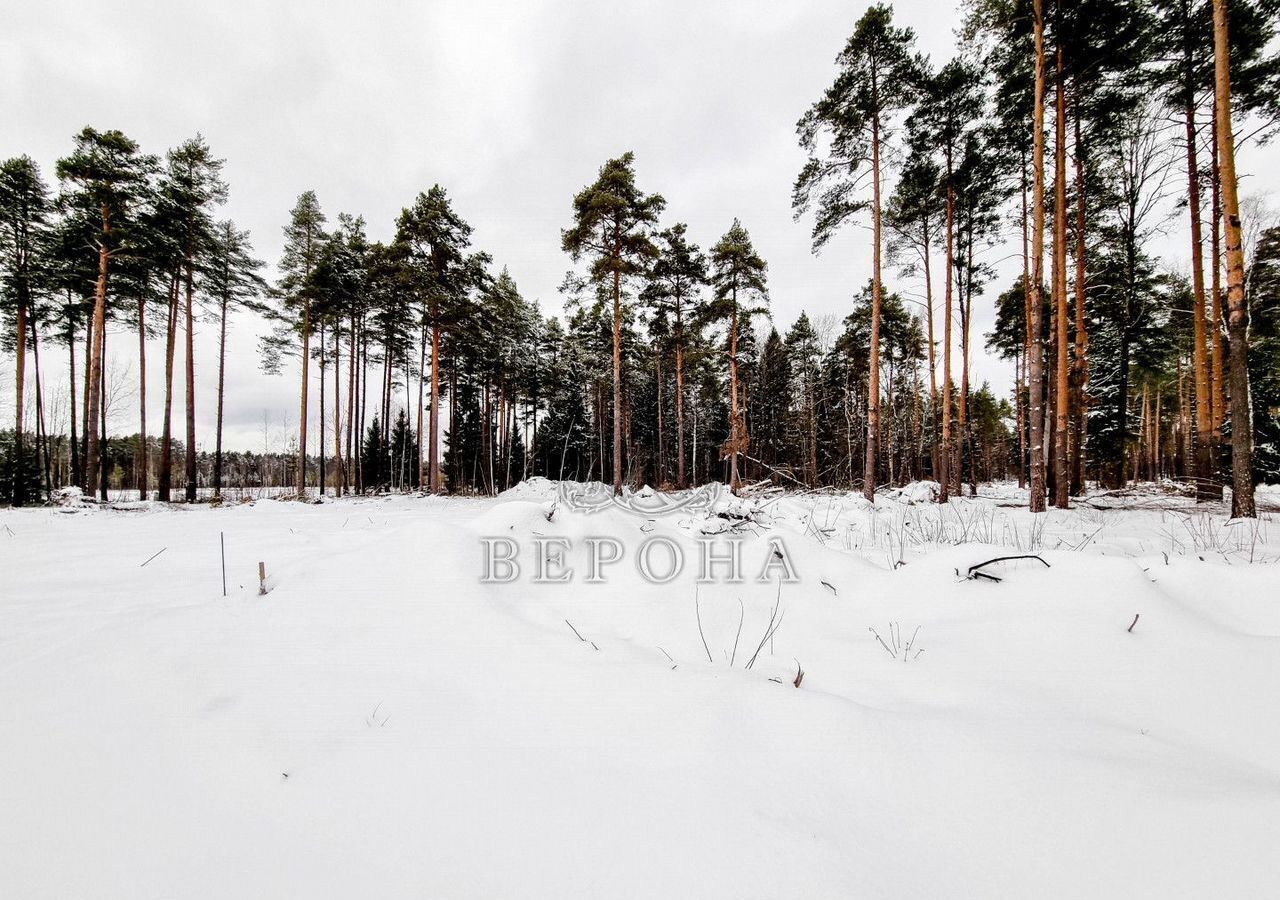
1, 483, 1278, 898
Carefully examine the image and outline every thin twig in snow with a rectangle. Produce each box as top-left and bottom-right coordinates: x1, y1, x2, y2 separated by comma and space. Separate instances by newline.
729, 598, 745, 667
745, 583, 785, 670
565, 619, 598, 651
695, 588, 713, 663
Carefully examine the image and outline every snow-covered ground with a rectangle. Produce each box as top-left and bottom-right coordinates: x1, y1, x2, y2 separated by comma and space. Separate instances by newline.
2, 480, 1279, 898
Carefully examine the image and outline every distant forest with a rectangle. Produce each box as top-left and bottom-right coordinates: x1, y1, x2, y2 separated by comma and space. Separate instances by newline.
3, 0, 1279, 516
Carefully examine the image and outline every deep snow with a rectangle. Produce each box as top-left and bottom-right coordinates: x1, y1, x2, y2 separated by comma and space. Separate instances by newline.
2, 481, 1278, 898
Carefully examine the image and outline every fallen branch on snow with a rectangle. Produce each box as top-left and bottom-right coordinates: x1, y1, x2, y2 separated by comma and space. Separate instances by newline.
965, 554, 1050, 583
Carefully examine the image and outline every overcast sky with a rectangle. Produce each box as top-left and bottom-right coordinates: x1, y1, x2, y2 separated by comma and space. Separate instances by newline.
3, 0, 1275, 453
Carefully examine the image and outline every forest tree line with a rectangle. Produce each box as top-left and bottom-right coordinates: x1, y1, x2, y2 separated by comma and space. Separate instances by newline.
2, 0, 1279, 515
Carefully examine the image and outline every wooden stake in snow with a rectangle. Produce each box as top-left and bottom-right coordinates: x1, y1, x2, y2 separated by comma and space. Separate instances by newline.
1128, 614, 1140, 633
258, 561, 268, 596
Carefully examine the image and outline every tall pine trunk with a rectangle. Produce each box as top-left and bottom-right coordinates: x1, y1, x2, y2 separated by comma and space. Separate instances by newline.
655, 351, 665, 484
99, 330, 108, 500
612, 265, 623, 495
1210, 97, 1226, 445
1029, 0, 1048, 513
184, 262, 197, 502
675, 303, 687, 489
864, 70, 883, 504
1071, 93, 1089, 495
159, 274, 179, 501
416, 320, 426, 491
13, 281, 27, 506
346, 313, 357, 493
68, 318, 80, 488
1020, 156, 1032, 489
729, 284, 741, 490
941, 172, 955, 504
85, 215, 110, 499
334, 316, 344, 496
1184, 94, 1215, 499
429, 319, 441, 493
319, 321, 326, 496
1214, 0, 1256, 518
958, 232, 973, 496
1053, 47, 1071, 509
214, 296, 228, 499
297, 297, 311, 497
31, 315, 52, 497
922, 218, 939, 484
137, 295, 148, 499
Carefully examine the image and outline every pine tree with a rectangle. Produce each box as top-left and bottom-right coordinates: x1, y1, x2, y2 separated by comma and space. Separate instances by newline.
562, 152, 665, 495
643, 223, 708, 488
206, 220, 265, 498
388, 407, 419, 491
785, 314, 823, 486
909, 58, 984, 501
1213, 0, 1256, 516
360, 415, 389, 491
706, 219, 768, 489
55, 128, 155, 500
0, 156, 53, 506
394, 186, 487, 493
795, 2, 922, 502
273, 191, 326, 497
1030, 0, 1049, 511
162, 136, 226, 502
886, 146, 943, 480
752, 328, 793, 478
310, 214, 370, 496
1247, 226, 1280, 483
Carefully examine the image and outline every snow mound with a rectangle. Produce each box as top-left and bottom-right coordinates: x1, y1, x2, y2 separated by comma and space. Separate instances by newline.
497, 476, 560, 502
886, 480, 940, 504
52, 486, 94, 510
